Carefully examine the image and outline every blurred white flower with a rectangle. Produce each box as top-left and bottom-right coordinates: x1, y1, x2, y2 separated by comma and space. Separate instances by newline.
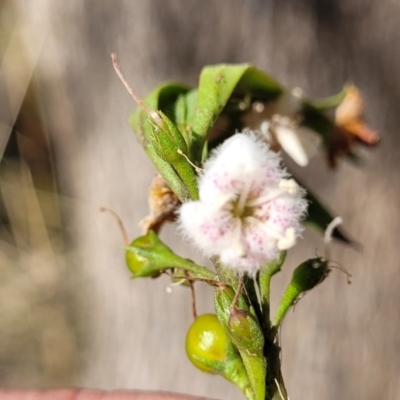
243, 89, 322, 167
261, 115, 322, 167
179, 132, 307, 276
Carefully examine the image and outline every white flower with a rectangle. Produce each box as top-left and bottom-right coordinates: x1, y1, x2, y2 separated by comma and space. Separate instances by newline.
243, 89, 322, 167
179, 132, 308, 276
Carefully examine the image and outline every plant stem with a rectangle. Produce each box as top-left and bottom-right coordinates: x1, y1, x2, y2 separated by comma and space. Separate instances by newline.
244, 277, 263, 325
258, 252, 288, 399
264, 339, 288, 400
212, 256, 238, 287
258, 252, 286, 339
171, 257, 219, 281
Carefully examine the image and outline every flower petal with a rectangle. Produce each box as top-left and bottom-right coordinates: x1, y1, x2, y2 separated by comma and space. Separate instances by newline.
199, 133, 285, 203
274, 125, 321, 167
179, 201, 235, 256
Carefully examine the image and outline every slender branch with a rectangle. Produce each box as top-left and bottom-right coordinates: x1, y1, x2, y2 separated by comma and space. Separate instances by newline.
111, 52, 164, 128
230, 275, 244, 313
243, 276, 263, 325
100, 207, 129, 246
111, 53, 153, 116
187, 273, 198, 320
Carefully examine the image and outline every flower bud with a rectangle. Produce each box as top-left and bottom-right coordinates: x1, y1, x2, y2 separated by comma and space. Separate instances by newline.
147, 111, 199, 200
214, 288, 266, 400
214, 287, 246, 323
214, 287, 264, 356
228, 309, 264, 356
274, 257, 329, 328
291, 257, 330, 291
147, 110, 188, 164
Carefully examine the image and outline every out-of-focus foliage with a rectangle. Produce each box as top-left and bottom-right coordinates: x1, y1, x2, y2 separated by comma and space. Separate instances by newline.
0, 1, 77, 386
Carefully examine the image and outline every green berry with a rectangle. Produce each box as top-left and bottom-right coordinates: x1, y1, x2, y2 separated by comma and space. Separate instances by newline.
186, 314, 227, 373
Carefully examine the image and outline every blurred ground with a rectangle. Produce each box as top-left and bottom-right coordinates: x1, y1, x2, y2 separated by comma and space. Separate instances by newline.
1, 1, 400, 399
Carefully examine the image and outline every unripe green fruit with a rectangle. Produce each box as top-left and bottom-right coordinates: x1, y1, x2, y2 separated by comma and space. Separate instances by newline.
186, 314, 227, 373
186, 314, 254, 399
125, 236, 160, 278
125, 243, 146, 275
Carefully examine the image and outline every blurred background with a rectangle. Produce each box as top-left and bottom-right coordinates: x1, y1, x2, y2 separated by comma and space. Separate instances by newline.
0, 1, 399, 399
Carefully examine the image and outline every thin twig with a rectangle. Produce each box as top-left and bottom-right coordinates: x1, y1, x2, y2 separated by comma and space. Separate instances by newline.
186, 271, 198, 320
111, 53, 153, 115
111, 52, 164, 128
162, 271, 223, 288
100, 207, 129, 246
230, 275, 244, 313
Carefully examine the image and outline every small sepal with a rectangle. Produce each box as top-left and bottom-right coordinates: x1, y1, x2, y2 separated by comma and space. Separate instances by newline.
146, 110, 189, 162
146, 111, 199, 200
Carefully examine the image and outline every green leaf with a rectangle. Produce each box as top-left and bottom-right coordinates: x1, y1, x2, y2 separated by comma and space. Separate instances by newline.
301, 102, 335, 145
128, 83, 196, 202
174, 89, 199, 148
129, 81, 190, 147
125, 230, 217, 280
129, 82, 191, 139
311, 86, 347, 110
192, 64, 283, 162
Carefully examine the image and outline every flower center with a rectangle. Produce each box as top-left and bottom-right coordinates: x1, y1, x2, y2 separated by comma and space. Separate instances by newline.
230, 178, 253, 218
231, 201, 255, 219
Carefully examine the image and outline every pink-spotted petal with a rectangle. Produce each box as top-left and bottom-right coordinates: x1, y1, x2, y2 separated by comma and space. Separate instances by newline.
179, 201, 236, 256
